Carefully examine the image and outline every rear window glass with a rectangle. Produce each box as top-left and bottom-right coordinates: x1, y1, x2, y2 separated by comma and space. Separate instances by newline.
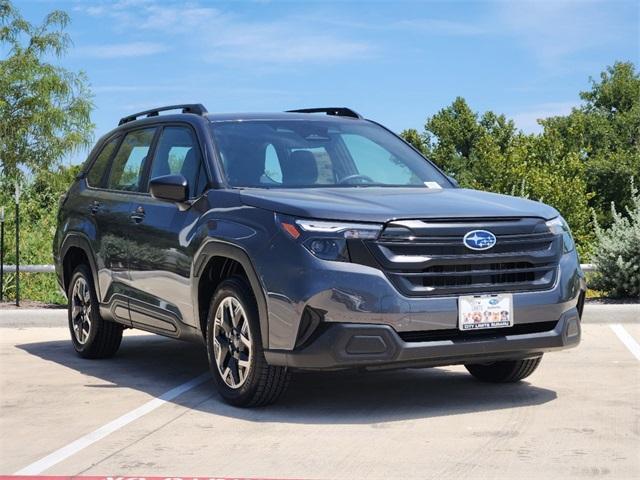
107, 128, 156, 191
87, 137, 119, 187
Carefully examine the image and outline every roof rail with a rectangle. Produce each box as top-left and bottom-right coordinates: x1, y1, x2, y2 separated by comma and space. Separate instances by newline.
286, 107, 363, 119
118, 104, 208, 126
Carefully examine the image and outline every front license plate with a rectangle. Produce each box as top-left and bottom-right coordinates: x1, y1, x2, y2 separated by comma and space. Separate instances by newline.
458, 294, 514, 331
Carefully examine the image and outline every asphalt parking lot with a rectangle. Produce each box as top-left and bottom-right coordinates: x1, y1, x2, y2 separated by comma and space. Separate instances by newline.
1, 305, 638, 479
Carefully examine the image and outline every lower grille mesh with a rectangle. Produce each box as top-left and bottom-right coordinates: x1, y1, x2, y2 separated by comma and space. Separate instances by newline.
399, 321, 558, 343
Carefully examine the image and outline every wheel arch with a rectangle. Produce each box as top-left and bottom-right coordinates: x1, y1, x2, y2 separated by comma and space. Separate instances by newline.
193, 241, 269, 348
60, 233, 100, 299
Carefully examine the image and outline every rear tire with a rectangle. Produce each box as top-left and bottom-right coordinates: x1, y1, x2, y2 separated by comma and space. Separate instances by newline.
68, 264, 123, 359
206, 276, 290, 407
465, 356, 542, 383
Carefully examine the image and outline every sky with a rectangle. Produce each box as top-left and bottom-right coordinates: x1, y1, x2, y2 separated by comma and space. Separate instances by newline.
13, 0, 640, 165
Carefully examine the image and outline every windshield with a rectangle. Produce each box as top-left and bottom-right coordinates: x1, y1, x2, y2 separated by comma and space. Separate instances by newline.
210, 119, 451, 188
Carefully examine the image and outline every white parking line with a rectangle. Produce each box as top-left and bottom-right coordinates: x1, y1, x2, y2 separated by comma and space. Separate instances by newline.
14, 372, 210, 475
610, 324, 640, 361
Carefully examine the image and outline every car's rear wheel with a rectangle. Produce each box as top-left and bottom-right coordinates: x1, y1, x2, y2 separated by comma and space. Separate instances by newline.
465, 356, 542, 383
68, 264, 123, 358
206, 276, 290, 407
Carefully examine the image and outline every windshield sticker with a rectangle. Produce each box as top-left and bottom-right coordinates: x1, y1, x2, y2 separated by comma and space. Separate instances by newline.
424, 181, 442, 189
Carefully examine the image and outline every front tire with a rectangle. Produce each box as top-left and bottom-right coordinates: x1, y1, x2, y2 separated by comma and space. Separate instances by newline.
465, 356, 542, 383
206, 276, 290, 407
68, 264, 123, 359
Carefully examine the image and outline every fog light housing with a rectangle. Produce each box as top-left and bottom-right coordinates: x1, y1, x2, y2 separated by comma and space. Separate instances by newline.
307, 239, 345, 260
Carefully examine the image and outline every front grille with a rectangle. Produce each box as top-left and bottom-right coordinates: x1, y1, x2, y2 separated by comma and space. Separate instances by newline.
365, 218, 561, 296
398, 320, 558, 343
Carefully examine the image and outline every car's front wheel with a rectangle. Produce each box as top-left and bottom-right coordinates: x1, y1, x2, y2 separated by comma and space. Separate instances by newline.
68, 264, 123, 358
206, 276, 290, 407
465, 356, 542, 383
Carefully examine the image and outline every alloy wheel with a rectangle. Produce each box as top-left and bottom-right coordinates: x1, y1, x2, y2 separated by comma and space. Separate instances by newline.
212, 296, 253, 389
71, 277, 92, 344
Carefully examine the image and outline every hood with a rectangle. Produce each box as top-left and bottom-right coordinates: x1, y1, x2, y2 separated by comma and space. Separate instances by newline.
239, 187, 559, 223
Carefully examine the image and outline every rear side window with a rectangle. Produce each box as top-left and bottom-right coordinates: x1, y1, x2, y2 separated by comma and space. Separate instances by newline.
107, 128, 156, 191
87, 137, 119, 187
150, 126, 207, 198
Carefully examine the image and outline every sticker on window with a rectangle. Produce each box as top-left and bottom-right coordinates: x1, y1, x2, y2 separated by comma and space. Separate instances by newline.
424, 181, 442, 189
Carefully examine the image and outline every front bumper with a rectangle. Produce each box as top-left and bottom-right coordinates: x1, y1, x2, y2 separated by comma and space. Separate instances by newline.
264, 306, 581, 370
261, 231, 586, 351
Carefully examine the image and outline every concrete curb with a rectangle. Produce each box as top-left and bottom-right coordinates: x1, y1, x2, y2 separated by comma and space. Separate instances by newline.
0, 304, 637, 328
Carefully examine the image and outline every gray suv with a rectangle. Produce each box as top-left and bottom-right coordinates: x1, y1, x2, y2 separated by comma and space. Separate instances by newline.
54, 104, 586, 406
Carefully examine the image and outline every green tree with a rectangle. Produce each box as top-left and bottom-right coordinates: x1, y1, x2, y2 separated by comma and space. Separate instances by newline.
540, 62, 640, 226
0, 1, 93, 303
0, 0, 93, 180
400, 128, 428, 156
401, 97, 592, 256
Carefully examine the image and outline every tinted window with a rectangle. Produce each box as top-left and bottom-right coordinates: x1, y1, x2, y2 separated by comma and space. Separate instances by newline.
291, 147, 335, 184
263, 144, 282, 183
342, 134, 420, 185
107, 128, 156, 191
87, 136, 119, 187
211, 120, 449, 188
150, 126, 207, 198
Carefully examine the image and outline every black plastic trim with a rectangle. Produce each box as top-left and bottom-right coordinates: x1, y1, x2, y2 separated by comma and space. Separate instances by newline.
119, 104, 208, 125
286, 107, 363, 119
264, 309, 580, 370
193, 240, 270, 348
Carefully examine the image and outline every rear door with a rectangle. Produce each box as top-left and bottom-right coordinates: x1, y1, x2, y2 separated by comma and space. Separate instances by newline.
79, 135, 127, 321
125, 124, 209, 335
95, 127, 157, 323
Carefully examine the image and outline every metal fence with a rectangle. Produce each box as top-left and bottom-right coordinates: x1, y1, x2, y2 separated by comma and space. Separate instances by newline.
2, 264, 55, 273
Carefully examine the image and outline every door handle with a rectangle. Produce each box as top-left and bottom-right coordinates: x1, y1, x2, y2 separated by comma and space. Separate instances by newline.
89, 201, 101, 215
130, 205, 145, 223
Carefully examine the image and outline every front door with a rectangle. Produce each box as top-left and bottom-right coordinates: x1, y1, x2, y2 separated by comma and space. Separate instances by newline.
125, 125, 209, 336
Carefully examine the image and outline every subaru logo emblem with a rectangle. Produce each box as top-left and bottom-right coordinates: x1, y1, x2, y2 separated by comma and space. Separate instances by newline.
463, 230, 497, 251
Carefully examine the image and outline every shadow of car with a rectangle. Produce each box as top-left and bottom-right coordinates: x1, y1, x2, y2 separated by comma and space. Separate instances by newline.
17, 334, 557, 425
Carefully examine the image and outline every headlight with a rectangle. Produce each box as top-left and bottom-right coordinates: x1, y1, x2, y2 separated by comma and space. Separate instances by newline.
276, 214, 382, 261
545, 216, 575, 253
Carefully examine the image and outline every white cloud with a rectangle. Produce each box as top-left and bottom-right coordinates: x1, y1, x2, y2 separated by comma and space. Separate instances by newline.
496, 0, 622, 67
288, 15, 486, 36
509, 101, 576, 133
92, 85, 184, 93
75, 42, 168, 58
392, 19, 487, 36
78, 1, 371, 64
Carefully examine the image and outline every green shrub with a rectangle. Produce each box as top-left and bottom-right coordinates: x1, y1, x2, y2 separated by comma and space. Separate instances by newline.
590, 179, 640, 298
0, 166, 78, 304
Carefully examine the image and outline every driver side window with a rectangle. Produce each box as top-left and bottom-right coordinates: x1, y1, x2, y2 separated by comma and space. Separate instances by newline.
150, 126, 207, 198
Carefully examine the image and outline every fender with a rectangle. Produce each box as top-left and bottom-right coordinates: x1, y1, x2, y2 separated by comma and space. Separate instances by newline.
193, 240, 270, 348
59, 232, 101, 299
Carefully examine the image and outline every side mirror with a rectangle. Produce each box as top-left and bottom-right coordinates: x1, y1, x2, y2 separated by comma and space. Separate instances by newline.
446, 175, 459, 188
149, 174, 188, 203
